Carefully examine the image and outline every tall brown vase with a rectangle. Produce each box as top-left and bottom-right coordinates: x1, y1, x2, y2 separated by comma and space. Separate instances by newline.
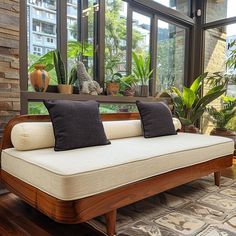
30, 64, 49, 92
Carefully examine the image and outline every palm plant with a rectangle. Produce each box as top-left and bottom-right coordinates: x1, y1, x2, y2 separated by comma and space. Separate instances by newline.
171, 73, 226, 128
207, 97, 236, 130
132, 52, 153, 85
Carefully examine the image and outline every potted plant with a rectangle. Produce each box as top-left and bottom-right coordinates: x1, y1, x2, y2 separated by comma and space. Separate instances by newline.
171, 73, 226, 132
132, 52, 153, 97
53, 50, 76, 94
207, 96, 236, 136
106, 72, 122, 96
28, 41, 93, 94
120, 74, 139, 96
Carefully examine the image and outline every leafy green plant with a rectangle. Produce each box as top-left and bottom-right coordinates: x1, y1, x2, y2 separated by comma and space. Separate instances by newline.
107, 72, 123, 83
28, 41, 93, 85
226, 39, 236, 70
132, 52, 153, 85
67, 41, 93, 59
53, 50, 67, 84
120, 74, 138, 90
171, 72, 226, 127
207, 96, 236, 129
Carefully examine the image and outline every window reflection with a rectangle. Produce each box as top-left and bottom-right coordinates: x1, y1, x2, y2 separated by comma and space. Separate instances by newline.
152, 0, 189, 16
157, 19, 185, 92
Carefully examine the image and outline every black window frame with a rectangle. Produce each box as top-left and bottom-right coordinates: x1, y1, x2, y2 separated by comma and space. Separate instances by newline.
20, 0, 195, 114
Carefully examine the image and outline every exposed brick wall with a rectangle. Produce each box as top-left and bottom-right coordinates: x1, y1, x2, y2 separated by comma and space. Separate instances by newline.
0, 0, 20, 142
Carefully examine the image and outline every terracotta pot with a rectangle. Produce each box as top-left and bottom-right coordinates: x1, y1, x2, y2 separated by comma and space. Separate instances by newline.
106, 82, 120, 96
123, 87, 135, 96
135, 85, 149, 97
210, 128, 236, 137
30, 64, 49, 92
57, 84, 73, 94
180, 125, 199, 133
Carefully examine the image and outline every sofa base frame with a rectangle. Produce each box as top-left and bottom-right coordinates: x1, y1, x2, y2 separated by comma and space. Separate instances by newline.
0, 114, 234, 236
0, 155, 233, 236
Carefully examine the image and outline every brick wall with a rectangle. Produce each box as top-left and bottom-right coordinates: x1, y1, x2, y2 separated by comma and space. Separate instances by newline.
0, 0, 20, 142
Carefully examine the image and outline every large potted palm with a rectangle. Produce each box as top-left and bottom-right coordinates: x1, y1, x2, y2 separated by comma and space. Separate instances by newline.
171, 73, 226, 132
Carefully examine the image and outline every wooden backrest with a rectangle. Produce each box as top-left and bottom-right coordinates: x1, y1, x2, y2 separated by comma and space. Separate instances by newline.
1, 113, 140, 151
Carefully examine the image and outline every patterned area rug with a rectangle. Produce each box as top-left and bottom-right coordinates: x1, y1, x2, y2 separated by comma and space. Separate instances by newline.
88, 175, 236, 236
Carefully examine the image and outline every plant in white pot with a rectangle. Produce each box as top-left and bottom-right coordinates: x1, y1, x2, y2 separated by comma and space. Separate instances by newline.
132, 52, 153, 97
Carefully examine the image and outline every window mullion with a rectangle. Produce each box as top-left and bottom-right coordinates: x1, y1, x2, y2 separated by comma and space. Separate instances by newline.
150, 14, 158, 96
126, 4, 133, 75
57, 0, 67, 73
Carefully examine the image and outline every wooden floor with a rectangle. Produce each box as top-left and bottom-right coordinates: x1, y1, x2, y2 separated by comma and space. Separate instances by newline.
1, 164, 236, 236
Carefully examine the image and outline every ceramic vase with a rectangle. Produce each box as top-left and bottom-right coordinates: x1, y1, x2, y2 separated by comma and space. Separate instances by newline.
30, 64, 49, 92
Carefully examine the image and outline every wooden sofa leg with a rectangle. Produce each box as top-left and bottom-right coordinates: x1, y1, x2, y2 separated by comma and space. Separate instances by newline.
214, 171, 221, 186
105, 210, 117, 236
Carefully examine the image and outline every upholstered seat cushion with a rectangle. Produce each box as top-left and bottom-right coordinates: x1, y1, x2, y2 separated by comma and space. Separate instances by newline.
1, 133, 234, 200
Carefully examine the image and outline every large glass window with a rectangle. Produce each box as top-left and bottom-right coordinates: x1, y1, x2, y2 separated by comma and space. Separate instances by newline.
204, 23, 236, 98
206, 0, 236, 23
105, 0, 128, 80
132, 12, 151, 56
203, 23, 236, 133
27, 0, 57, 89
153, 0, 190, 16
157, 19, 186, 92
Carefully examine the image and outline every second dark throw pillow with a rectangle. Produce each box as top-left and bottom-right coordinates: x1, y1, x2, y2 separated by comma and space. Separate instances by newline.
136, 101, 176, 138
44, 100, 110, 151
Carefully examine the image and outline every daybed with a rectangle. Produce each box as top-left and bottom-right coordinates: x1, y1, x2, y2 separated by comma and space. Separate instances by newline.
0, 113, 234, 236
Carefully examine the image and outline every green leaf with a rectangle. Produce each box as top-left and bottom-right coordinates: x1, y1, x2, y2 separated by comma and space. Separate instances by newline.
28, 50, 54, 72
190, 72, 207, 92
179, 117, 192, 126
183, 87, 196, 109
171, 87, 182, 98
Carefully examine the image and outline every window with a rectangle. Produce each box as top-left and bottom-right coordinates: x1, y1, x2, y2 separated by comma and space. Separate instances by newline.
27, 0, 57, 89
105, 0, 128, 80
153, 0, 190, 16
46, 37, 54, 43
33, 46, 42, 55
132, 12, 151, 56
204, 24, 236, 98
46, 12, 55, 20
206, 0, 236, 23
157, 20, 186, 91
22, 0, 193, 114
33, 20, 40, 32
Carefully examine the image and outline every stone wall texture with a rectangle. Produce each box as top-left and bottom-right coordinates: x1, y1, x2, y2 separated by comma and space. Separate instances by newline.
0, 0, 20, 142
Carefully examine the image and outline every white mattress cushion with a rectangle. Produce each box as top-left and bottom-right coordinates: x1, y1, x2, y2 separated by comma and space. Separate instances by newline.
2, 133, 234, 201
11, 118, 182, 151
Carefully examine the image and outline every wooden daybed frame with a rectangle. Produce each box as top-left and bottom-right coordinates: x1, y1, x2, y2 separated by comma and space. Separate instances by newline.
0, 113, 233, 236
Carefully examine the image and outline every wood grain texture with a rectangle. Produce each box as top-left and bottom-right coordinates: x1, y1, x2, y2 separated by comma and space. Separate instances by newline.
214, 171, 221, 186
0, 155, 233, 225
0, 165, 236, 236
105, 210, 117, 236
0, 113, 233, 236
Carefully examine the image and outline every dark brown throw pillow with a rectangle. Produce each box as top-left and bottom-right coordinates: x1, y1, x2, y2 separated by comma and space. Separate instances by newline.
44, 100, 110, 151
136, 101, 176, 138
